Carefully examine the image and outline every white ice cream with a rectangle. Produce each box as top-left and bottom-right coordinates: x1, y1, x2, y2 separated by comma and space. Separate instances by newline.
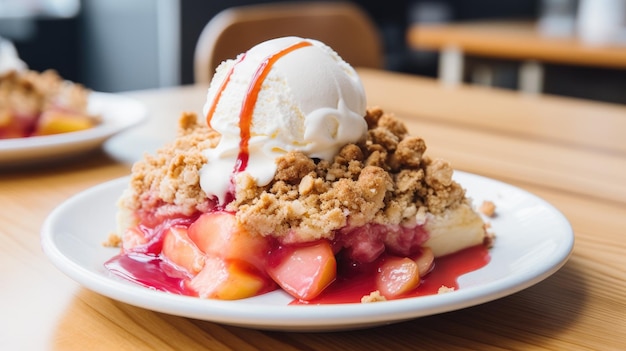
0, 38, 27, 74
200, 37, 368, 204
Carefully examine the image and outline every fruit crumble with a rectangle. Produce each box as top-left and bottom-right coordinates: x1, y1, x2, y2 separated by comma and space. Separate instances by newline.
107, 37, 492, 303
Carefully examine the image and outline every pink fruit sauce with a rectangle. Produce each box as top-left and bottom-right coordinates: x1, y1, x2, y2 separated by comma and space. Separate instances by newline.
294, 245, 489, 304
105, 241, 489, 304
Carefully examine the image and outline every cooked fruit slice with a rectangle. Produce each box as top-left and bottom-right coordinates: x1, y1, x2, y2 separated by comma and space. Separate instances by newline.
0, 111, 31, 138
267, 240, 336, 301
414, 247, 434, 277
162, 226, 205, 275
187, 212, 270, 271
186, 256, 267, 300
34, 110, 96, 135
121, 227, 148, 251
0, 110, 11, 127
376, 256, 420, 298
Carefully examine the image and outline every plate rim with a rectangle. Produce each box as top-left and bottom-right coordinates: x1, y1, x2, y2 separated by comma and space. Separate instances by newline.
40, 171, 574, 331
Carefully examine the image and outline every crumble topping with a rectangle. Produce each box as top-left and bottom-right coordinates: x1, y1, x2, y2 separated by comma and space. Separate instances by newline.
438, 285, 455, 294
479, 200, 496, 217
118, 108, 470, 243
361, 290, 387, 303
102, 233, 122, 248
117, 112, 220, 230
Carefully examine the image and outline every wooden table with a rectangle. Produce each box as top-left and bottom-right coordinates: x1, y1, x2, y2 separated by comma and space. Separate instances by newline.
2, 68, 625, 350
407, 20, 626, 93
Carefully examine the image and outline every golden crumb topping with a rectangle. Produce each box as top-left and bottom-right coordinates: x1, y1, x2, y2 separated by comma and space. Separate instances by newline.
479, 200, 496, 217
438, 285, 455, 294
102, 233, 122, 248
117, 108, 468, 242
361, 290, 387, 303
117, 112, 220, 226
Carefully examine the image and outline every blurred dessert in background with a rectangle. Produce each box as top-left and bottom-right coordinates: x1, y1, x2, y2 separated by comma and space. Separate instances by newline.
0, 38, 100, 139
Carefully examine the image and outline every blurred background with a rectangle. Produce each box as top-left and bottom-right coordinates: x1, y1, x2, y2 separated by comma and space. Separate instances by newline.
1, 0, 624, 103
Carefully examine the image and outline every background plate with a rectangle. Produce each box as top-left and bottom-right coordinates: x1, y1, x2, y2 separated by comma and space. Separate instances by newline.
0, 92, 147, 166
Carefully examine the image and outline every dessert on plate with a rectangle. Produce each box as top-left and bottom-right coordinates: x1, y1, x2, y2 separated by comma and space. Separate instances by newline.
0, 39, 100, 139
108, 37, 491, 303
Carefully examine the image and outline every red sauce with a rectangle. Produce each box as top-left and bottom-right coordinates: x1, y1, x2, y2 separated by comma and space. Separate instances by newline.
292, 245, 490, 304
205, 54, 246, 127
105, 241, 490, 304
234, 41, 312, 173
106, 253, 192, 295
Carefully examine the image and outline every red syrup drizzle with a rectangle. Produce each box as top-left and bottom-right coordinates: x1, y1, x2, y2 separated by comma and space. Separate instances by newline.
205, 54, 246, 127
234, 41, 312, 174
204, 41, 313, 195
203, 41, 312, 206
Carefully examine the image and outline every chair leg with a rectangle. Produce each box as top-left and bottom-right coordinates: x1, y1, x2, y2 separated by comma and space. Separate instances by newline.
438, 45, 464, 87
518, 60, 544, 94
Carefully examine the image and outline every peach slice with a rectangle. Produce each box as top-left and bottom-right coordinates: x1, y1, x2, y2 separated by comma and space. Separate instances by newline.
0, 110, 11, 127
414, 247, 434, 277
376, 256, 420, 298
34, 110, 96, 135
266, 240, 337, 301
187, 212, 269, 271
186, 256, 267, 300
162, 226, 205, 275
122, 227, 148, 251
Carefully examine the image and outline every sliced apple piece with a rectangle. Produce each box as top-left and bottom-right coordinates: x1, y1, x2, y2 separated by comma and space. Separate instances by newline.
414, 247, 434, 277
0, 116, 28, 138
122, 227, 148, 251
266, 240, 336, 301
162, 226, 205, 275
376, 256, 420, 298
0, 110, 12, 127
186, 256, 267, 300
187, 212, 269, 271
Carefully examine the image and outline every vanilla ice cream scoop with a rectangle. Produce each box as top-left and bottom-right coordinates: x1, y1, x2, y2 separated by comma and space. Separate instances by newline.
200, 37, 368, 204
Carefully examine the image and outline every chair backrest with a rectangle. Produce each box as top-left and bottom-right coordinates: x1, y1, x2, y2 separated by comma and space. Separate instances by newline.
193, 1, 383, 83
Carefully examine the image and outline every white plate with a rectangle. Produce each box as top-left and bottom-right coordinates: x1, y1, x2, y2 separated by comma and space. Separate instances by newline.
0, 92, 147, 166
41, 172, 573, 331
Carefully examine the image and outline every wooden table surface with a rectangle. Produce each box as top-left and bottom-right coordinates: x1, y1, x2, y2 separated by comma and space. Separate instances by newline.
407, 20, 626, 93
1, 68, 625, 350
407, 20, 626, 69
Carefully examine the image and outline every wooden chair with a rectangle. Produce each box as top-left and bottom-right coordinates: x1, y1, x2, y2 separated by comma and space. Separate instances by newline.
193, 1, 383, 83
